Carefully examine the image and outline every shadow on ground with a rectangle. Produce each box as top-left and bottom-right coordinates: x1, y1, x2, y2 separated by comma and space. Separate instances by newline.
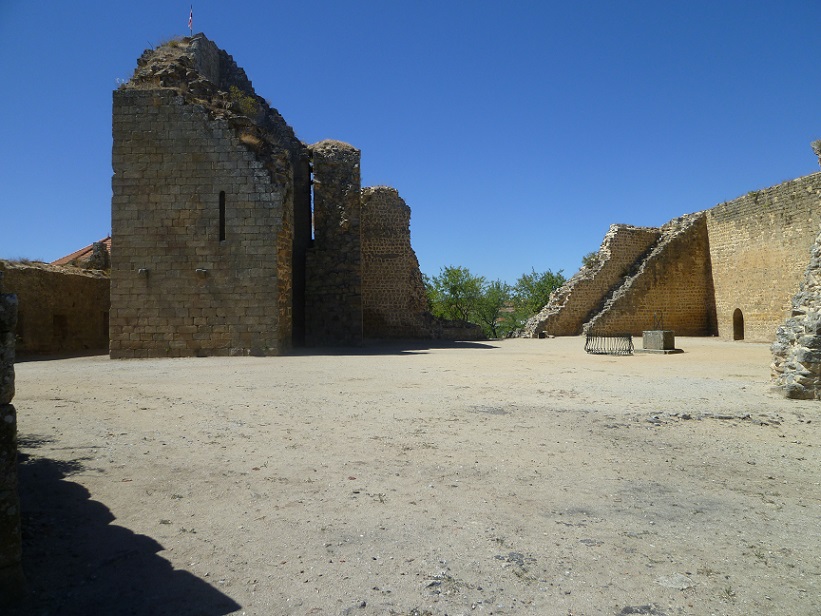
7, 437, 241, 616
14, 349, 109, 363
293, 339, 500, 356
15, 341, 500, 360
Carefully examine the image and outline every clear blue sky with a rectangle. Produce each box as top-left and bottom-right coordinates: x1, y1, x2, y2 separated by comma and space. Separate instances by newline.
1, 1, 820, 284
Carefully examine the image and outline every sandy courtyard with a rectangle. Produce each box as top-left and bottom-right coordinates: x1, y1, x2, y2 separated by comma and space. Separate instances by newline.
7, 337, 821, 615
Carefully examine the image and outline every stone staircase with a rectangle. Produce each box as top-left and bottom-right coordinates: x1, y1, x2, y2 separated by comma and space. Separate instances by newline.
521, 211, 713, 338
583, 212, 707, 334
520, 224, 660, 337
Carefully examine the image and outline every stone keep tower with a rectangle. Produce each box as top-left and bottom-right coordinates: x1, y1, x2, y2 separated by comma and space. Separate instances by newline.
110, 34, 479, 355
110, 35, 311, 357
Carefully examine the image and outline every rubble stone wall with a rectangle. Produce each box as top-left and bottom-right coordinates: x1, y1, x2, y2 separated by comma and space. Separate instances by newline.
111, 88, 290, 357
771, 227, 821, 399
360, 187, 431, 338
0, 272, 23, 599
305, 140, 363, 346
521, 225, 660, 337
0, 262, 109, 354
585, 214, 717, 336
190, 35, 253, 91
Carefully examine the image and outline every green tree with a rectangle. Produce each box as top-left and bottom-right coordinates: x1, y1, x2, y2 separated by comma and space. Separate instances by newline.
421, 272, 434, 311
513, 268, 565, 317
476, 279, 512, 338
427, 265, 485, 323
581, 251, 601, 269
424, 265, 565, 338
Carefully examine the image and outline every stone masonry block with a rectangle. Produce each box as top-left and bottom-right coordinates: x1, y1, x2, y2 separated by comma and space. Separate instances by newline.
0, 294, 17, 334
0, 334, 14, 406
0, 402, 23, 601
640, 330, 684, 354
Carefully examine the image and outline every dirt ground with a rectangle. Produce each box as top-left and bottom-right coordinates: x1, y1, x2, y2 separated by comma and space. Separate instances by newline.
7, 336, 821, 616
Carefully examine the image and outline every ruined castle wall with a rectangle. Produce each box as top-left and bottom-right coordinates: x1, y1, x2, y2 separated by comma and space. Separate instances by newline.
0, 262, 109, 354
305, 141, 363, 346
190, 36, 248, 91
360, 187, 431, 338
522, 225, 661, 337
0, 273, 24, 599
707, 173, 821, 342
111, 88, 290, 357
585, 215, 716, 336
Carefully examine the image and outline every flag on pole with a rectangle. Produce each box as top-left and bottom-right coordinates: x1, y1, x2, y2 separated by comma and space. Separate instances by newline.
188, 6, 193, 35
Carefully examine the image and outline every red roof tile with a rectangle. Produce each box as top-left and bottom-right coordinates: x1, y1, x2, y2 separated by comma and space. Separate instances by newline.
51, 236, 112, 266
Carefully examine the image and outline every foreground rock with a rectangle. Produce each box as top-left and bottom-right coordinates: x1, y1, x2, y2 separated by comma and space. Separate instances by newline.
772, 227, 821, 399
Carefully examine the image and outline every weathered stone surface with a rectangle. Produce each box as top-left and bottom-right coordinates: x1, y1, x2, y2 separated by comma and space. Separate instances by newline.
708, 175, 821, 341
305, 141, 363, 347
0, 276, 22, 601
0, 291, 15, 406
772, 226, 821, 399
0, 262, 108, 355
642, 330, 675, 351
0, 291, 17, 334
361, 186, 437, 339
0, 332, 14, 406
0, 405, 21, 564
80, 241, 111, 270
521, 214, 716, 338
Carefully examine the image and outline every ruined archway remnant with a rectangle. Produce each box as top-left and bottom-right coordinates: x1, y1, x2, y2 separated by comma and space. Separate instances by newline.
772, 227, 821, 399
733, 308, 744, 341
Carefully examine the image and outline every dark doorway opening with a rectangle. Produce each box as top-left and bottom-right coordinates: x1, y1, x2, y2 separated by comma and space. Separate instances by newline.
733, 308, 744, 341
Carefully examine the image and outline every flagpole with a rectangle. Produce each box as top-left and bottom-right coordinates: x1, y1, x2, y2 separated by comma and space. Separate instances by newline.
189, 5, 193, 37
